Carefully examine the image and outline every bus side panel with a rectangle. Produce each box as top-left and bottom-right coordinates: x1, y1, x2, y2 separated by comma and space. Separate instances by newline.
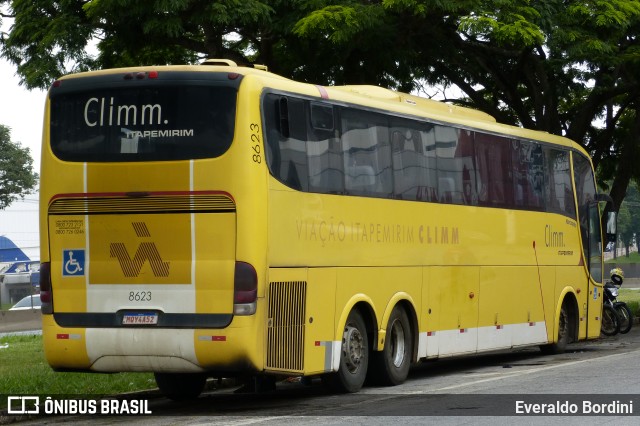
335, 266, 420, 322
425, 266, 479, 356
194, 312, 265, 374
537, 266, 557, 343
478, 266, 548, 351
587, 280, 603, 339
264, 268, 318, 375
555, 265, 593, 339
304, 267, 337, 374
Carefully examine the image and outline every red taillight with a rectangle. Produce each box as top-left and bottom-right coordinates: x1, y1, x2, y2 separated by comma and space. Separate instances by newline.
148, 71, 159, 79
233, 262, 257, 315
39, 262, 53, 314
234, 262, 257, 303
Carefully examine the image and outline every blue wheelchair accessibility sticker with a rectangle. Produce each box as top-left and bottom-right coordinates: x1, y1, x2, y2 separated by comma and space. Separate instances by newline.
63, 249, 85, 276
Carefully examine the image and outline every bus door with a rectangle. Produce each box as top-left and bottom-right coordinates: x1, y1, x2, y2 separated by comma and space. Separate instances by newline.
585, 201, 604, 338
573, 153, 605, 339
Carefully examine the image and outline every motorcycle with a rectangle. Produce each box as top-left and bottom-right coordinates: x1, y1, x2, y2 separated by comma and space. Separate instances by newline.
602, 268, 633, 335
601, 295, 620, 336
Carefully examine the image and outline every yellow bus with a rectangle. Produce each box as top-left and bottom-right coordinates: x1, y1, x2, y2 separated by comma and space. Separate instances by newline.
39, 60, 616, 398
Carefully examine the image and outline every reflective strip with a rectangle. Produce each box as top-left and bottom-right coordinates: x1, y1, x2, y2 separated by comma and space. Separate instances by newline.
57, 333, 81, 340
198, 335, 226, 342
316, 340, 339, 371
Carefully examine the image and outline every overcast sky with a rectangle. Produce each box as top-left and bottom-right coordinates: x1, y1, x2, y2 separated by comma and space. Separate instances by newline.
0, 55, 45, 260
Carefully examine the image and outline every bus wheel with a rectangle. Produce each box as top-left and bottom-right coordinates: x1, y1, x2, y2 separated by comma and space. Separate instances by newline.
540, 302, 570, 354
369, 306, 413, 386
154, 372, 206, 401
327, 309, 369, 393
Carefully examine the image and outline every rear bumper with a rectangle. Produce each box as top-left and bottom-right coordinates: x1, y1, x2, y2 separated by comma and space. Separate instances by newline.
42, 305, 264, 374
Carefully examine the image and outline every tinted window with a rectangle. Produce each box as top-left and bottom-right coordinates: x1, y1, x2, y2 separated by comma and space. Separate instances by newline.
308, 104, 343, 194
512, 140, 545, 210
263, 93, 580, 219
573, 153, 598, 275
544, 148, 576, 218
266, 96, 309, 190
391, 119, 438, 201
51, 86, 237, 162
475, 133, 513, 207
435, 127, 476, 205
341, 109, 392, 197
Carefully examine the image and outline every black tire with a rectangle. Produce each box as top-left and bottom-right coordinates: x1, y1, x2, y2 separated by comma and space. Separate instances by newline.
540, 302, 570, 354
601, 304, 620, 336
327, 310, 369, 393
154, 372, 207, 401
369, 306, 413, 386
614, 302, 633, 334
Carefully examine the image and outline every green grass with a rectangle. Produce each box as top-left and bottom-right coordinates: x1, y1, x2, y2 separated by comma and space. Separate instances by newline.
619, 288, 640, 318
0, 334, 156, 406
605, 251, 640, 263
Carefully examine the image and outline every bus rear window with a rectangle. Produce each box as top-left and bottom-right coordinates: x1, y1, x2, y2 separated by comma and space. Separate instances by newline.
50, 85, 237, 162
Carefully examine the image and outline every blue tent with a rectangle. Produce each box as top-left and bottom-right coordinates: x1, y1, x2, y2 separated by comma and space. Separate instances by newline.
0, 236, 30, 262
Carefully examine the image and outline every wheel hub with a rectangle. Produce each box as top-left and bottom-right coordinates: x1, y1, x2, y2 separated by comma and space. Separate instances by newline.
342, 325, 365, 373
390, 319, 406, 368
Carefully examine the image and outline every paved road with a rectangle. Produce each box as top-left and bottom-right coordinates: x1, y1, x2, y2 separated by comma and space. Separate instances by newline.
8, 325, 640, 425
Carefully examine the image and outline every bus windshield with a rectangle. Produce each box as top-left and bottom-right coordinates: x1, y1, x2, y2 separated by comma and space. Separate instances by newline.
50, 83, 237, 162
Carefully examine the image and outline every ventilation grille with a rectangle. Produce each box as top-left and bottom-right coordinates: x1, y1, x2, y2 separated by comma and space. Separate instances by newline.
266, 281, 307, 372
48, 193, 235, 215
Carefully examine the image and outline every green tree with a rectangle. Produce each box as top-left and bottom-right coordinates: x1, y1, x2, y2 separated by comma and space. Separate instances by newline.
297, 1, 640, 208
0, 0, 276, 89
613, 180, 640, 257
0, 125, 38, 209
617, 203, 633, 257
3, 0, 640, 209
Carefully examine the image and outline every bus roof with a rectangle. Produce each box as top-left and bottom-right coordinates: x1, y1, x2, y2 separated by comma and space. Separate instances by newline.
54, 61, 590, 159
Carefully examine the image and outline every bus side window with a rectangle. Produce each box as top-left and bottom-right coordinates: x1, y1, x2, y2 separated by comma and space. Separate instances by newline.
264, 96, 281, 175
391, 119, 435, 201
391, 128, 417, 200
474, 132, 514, 207
262, 94, 308, 191
573, 152, 597, 273
435, 125, 476, 205
278, 97, 308, 190
341, 109, 392, 198
512, 140, 545, 211
543, 148, 575, 218
308, 103, 344, 194
458, 131, 477, 205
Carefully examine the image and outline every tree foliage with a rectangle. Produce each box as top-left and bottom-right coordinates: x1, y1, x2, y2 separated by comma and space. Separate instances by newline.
2, 0, 640, 209
0, 125, 38, 210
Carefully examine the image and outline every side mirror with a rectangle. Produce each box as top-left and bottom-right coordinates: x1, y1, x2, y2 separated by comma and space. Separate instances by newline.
594, 193, 616, 243
605, 211, 617, 243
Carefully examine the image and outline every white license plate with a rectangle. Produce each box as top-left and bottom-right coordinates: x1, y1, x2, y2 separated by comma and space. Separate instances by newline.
122, 313, 158, 325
